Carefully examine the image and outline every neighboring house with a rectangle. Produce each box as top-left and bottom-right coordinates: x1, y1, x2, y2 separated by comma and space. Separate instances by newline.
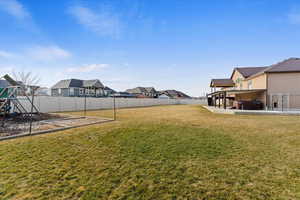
0, 79, 35, 96
51, 79, 105, 97
208, 57, 300, 110
103, 86, 116, 97
159, 90, 191, 99
158, 94, 170, 99
112, 92, 137, 98
35, 87, 50, 96
126, 87, 158, 98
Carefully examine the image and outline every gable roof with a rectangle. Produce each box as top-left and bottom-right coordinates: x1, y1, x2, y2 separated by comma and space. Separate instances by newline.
83, 80, 104, 88
265, 58, 300, 73
145, 87, 156, 93
51, 79, 104, 89
231, 67, 268, 79
160, 90, 191, 99
52, 79, 82, 89
126, 87, 157, 94
210, 79, 235, 87
104, 86, 116, 93
126, 87, 146, 94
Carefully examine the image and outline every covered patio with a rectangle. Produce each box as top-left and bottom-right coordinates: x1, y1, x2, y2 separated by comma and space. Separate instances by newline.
207, 89, 267, 110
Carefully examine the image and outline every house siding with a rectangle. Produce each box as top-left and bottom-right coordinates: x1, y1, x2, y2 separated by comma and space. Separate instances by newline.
267, 72, 300, 109
247, 74, 267, 89
267, 72, 300, 94
231, 70, 246, 89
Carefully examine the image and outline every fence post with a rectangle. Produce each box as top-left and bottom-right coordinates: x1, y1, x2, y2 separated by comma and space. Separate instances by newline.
84, 92, 87, 117
282, 95, 284, 112
113, 96, 116, 120
29, 89, 36, 135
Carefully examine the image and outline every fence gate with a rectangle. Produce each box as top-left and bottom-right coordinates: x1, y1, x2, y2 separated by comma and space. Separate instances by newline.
271, 95, 279, 110
282, 95, 289, 111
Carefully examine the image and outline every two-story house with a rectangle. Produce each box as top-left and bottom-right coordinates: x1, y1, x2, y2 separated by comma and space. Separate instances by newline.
51, 79, 105, 97
125, 87, 158, 98
208, 58, 300, 110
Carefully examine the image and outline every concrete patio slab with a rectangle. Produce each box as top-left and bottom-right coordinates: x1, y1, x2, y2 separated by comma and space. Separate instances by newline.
203, 106, 300, 116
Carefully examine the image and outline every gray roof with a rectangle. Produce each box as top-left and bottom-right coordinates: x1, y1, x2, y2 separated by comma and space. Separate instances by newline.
104, 86, 116, 93
52, 79, 104, 89
82, 80, 104, 88
126, 87, 156, 94
265, 58, 300, 73
160, 90, 191, 99
234, 67, 268, 78
210, 79, 235, 87
235, 58, 300, 78
145, 87, 156, 93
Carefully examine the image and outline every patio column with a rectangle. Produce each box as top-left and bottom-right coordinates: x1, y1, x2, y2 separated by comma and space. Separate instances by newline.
214, 94, 217, 107
223, 91, 227, 109
218, 93, 221, 108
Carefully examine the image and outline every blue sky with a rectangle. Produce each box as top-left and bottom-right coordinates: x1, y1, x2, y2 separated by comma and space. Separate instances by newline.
0, 0, 300, 96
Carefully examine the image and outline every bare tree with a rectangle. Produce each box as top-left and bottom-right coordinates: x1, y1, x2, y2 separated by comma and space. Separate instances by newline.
12, 71, 40, 87
12, 71, 41, 96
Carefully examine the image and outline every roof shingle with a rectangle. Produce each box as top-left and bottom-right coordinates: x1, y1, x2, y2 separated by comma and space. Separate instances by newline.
51, 79, 104, 89
210, 79, 235, 87
235, 67, 268, 78
265, 58, 300, 73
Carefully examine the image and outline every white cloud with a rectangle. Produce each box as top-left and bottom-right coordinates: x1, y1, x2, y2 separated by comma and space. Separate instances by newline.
66, 64, 109, 73
27, 46, 71, 61
0, 0, 30, 20
68, 5, 121, 38
0, 50, 15, 58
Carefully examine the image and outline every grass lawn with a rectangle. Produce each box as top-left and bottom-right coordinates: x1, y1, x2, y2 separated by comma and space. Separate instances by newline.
1, 105, 300, 199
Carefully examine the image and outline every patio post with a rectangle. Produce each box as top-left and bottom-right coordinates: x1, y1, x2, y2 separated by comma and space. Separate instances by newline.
214, 94, 217, 107
218, 93, 221, 108
223, 91, 227, 109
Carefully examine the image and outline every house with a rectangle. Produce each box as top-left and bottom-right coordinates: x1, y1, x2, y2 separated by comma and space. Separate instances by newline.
159, 90, 191, 99
0, 78, 35, 96
208, 57, 300, 110
51, 79, 105, 97
103, 86, 116, 97
126, 87, 158, 98
112, 92, 137, 98
158, 94, 170, 99
35, 87, 50, 96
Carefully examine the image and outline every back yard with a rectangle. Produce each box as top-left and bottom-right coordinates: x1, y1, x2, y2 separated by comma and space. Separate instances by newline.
1, 105, 300, 199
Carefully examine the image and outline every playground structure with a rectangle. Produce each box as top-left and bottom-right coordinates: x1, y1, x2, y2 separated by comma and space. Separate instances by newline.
0, 74, 40, 133
0, 74, 115, 139
0, 74, 39, 117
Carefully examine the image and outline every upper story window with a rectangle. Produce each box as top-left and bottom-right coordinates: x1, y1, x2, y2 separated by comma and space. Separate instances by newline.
236, 78, 243, 89
248, 80, 253, 89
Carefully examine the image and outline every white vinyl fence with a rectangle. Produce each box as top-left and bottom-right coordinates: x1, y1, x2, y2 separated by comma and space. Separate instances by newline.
18, 96, 207, 113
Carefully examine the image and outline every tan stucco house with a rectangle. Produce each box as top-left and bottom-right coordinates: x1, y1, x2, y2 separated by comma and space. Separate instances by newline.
208, 58, 300, 110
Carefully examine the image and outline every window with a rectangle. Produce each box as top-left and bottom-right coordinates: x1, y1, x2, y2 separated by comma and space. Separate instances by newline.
70, 88, 74, 95
79, 89, 84, 95
248, 80, 253, 89
236, 78, 243, 89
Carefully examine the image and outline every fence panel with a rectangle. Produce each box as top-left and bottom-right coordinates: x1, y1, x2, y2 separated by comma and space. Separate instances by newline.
17, 96, 207, 113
